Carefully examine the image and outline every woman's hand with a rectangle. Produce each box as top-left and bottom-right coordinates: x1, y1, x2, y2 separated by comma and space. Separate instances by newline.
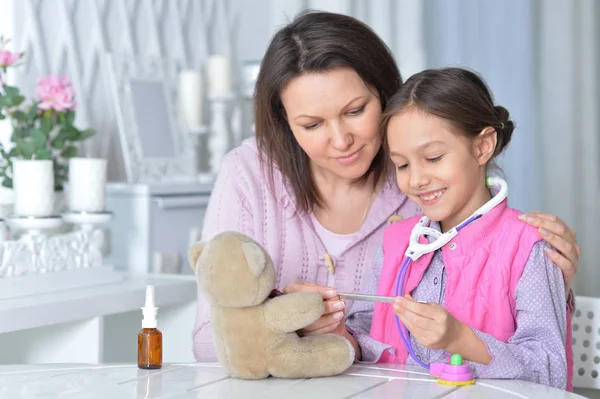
282, 281, 345, 336
519, 212, 580, 290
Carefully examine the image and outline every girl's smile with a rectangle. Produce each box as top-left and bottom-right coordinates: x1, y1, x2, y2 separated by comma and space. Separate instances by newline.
417, 188, 447, 206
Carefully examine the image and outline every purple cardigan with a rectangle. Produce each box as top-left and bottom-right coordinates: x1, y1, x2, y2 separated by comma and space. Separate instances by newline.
194, 138, 421, 361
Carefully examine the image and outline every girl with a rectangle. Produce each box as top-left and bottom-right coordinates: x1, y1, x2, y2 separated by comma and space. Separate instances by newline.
344, 68, 571, 390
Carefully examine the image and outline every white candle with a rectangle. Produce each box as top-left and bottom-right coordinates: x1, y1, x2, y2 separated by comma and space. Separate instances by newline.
206, 55, 232, 96
178, 69, 204, 130
13, 159, 55, 217
67, 158, 107, 213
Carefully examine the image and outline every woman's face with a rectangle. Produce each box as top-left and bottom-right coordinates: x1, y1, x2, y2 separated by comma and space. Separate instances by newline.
280, 67, 382, 182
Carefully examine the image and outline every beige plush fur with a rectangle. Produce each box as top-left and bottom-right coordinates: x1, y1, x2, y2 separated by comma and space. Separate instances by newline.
189, 231, 355, 379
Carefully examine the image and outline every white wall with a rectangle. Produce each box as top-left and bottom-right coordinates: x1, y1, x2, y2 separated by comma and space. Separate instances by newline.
423, 0, 539, 213
11, 0, 275, 181
9, 0, 598, 296
536, 0, 600, 298
11, 0, 424, 182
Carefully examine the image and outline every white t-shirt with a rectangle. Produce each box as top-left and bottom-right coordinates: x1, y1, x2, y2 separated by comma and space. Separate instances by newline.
310, 213, 356, 257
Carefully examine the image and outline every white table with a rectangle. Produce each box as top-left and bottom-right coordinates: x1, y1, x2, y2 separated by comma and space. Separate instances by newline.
0, 363, 585, 398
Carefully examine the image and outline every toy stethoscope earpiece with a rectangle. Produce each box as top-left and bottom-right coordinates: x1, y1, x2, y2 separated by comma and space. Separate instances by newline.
395, 176, 508, 377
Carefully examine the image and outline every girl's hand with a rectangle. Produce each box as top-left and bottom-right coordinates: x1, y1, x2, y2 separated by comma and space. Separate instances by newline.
393, 295, 463, 351
282, 281, 345, 336
519, 212, 580, 290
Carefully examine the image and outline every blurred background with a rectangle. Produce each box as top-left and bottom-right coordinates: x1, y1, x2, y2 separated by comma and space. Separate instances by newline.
0, 0, 597, 322
5, 0, 589, 293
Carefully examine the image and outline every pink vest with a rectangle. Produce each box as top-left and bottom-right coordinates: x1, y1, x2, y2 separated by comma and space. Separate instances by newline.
370, 200, 573, 389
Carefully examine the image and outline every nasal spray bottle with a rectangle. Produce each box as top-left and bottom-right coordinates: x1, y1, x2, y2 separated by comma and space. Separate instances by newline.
138, 285, 162, 369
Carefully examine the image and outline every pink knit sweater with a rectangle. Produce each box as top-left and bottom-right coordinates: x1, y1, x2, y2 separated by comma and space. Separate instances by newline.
193, 138, 421, 361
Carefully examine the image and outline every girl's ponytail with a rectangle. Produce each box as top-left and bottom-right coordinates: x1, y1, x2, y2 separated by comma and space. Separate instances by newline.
493, 105, 515, 157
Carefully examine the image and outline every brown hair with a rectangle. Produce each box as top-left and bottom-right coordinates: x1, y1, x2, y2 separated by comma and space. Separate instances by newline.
381, 67, 515, 159
254, 11, 402, 212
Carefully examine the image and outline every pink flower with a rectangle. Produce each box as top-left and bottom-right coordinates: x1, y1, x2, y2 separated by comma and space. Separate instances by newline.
0, 50, 20, 67
36, 75, 76, 112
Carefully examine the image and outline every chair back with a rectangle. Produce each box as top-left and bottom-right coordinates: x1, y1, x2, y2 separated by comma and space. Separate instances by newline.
573, 296, 600, 389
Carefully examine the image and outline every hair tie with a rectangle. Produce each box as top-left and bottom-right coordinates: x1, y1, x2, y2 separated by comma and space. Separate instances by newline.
500, 122, 505, 130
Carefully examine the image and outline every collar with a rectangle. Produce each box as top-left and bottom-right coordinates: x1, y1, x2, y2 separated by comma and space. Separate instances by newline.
448, 199, 509, 254
415, 199, 510, 255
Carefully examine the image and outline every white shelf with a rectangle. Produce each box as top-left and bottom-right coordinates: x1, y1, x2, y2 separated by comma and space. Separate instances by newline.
0, 272, 199, 365
0, 272, 197, 334
107, 181, 214, 196
0, 266, 125, 302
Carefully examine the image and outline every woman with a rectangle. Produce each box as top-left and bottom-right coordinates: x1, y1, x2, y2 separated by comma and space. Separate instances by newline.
194, 11, 580, 362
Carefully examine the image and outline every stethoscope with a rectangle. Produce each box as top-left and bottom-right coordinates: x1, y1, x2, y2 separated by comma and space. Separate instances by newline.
394, 176, 508, 369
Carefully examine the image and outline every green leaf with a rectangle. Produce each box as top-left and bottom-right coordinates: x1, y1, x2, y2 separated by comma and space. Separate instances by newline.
2, 178, 13, 189
12, 110, 27, 123
10, 95, 25, 107
79, 128, 95, 140
0, 113, 4, 120
36, 148, 52, 160
3, 85, 19, 99
15, 139, 34, 158
27, 103, 39, 120
30, 128, 46, 148
51, 139, 65, 149
61, 145, 78, 158
12, 127, 27, 140
65, 110, 75, 125
58, 125, 80, 141
40, 116, 53, 135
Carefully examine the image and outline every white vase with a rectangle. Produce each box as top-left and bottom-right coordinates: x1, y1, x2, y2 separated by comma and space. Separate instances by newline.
12, 159, 55, 217
67, 158, 107, 213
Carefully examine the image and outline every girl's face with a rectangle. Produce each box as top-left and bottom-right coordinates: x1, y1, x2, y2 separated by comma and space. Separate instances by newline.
280, 67, 382, 182
387, 108, 494, 231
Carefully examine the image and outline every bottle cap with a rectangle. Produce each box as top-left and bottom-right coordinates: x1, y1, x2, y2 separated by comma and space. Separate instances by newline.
141, 285, 158, 328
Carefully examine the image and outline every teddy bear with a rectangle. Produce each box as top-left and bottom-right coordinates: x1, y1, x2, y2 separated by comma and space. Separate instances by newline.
188, 231, 355, 380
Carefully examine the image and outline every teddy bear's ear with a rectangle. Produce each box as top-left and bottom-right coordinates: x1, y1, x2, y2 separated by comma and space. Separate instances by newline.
241, 242, 266, 277
188, 242, 206, 271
